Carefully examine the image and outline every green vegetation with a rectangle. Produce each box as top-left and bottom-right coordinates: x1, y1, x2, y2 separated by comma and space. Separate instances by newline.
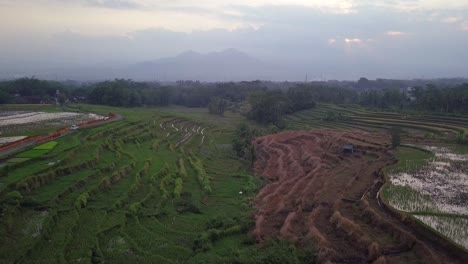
0, 104, 292, 263
34, 141, 58, 150
2, 78, 467, 262
385, 146, 433, 173
283, 103, 468, 140
6, 142, 58, 163
233, 122, 258, 162
208, 96, 228, 116
15, 149, 50, 158
6, 157, 30, 163
381, 144, 468, 250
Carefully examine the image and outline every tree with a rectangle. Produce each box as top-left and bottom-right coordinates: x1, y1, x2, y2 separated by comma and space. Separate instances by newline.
57, 93, 67, 105
232, 123, 257, 163
286, 85, 316, 112
390, 127, 401, 148
0, 89, 9, 103
357, 77, 371, 89
248, 90, 289, 125
208, 96, 228, 116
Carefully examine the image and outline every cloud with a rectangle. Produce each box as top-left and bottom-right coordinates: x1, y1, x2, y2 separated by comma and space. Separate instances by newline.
344, 38, 363, 43
443, 16, 463, 24
461, 22, 468, 31
385, 31, 406, 36
1, 1, 468, 80
82, 0, 141, 9
353, 0, 468, 11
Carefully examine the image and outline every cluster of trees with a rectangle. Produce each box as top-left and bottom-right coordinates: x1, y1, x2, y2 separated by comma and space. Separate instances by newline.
0, 78, 68, 104
88, 80, 164, 107
359, 84, 468, 113
247, 84, 353, 125
248, 90, 291, 125
408, 85, 468, 113
87, 79, 266, 108
1, 78, 466, 116
207, 97, 228, 116
232, 123, 258, 162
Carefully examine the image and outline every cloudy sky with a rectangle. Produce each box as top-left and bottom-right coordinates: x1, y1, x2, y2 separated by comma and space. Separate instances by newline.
1, 0, 468, 80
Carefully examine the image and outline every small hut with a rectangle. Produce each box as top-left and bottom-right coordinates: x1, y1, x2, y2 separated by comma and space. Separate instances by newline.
343, 144, 354, 154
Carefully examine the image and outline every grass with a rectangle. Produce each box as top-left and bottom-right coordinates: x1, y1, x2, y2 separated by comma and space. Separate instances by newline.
382, 144, 468, 250
414, 215, 468, 249
284, 104, 468, 138
15, 149, 51, 159
0, 104, 61, 113
451, 145, 468, 154
0, 104, 261, 263
382, 184, 435, 213
386, 146, 433, 173
6, 157, 30, 163
33, 141, 58, 150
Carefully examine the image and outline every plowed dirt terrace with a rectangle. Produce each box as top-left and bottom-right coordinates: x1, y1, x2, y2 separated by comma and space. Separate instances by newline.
253, 129, 462, 264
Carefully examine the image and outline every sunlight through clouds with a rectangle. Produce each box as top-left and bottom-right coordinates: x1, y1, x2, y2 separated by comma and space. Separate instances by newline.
385, 31, 407, 36
344, 38, 363, 43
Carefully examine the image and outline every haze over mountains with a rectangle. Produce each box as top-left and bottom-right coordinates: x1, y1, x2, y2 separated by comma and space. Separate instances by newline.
1, 49, 291, 82
126, 48, 284, 81
2, 1, 468, 82
2, 47, 468, 83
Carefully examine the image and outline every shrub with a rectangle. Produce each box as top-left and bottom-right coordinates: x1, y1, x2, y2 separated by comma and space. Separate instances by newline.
174, 178, 183, 198
189, 157, 211, 193
141, 160, 151, 176
129, 202, 141, 213
235, 239, 300, 264
75, 193, 90, 209
193, 233, 212, 252
159, 173, 174, 200
5, 191, 23, 205
153, 163, 170, 181
152, 140, 160, 151
178, 159, 188, 178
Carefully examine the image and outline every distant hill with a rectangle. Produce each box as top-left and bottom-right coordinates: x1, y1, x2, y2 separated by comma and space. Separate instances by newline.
12, 49, 283, 81
122, 48, 281, 81
3, 48, 468, 83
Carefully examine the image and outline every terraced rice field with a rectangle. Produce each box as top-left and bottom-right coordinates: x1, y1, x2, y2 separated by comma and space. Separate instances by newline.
0, 105, 257, 263
1, 103, 466, 263
383, 145, 468, 250
282, 105, 468, 262
284, 104, 468, 137
252, 129, 464, 263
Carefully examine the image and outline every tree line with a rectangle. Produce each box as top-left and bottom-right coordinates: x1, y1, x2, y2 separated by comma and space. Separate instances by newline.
359, 84, 468, 113
1, 78, 466, 118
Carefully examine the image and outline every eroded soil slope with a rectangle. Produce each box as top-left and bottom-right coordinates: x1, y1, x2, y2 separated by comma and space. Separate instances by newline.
253, 129, 462, 264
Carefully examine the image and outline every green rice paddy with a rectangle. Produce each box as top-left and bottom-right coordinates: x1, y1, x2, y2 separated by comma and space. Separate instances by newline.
0, 105, 267, 263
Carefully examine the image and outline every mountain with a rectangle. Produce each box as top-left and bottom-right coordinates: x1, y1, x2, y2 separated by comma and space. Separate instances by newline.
122, 48, 282, 81
3, 49, 288, 81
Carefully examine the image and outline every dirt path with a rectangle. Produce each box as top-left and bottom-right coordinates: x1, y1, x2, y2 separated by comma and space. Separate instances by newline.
253, 129, 462, 264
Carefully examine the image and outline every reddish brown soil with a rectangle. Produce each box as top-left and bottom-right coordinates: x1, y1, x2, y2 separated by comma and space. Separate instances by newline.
253, 129, 462, 264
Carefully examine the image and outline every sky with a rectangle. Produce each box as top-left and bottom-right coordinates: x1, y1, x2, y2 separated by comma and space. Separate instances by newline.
1, 0, 468, 80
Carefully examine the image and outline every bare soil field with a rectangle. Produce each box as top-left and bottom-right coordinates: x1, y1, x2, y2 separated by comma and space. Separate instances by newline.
253, 129, 463, 264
